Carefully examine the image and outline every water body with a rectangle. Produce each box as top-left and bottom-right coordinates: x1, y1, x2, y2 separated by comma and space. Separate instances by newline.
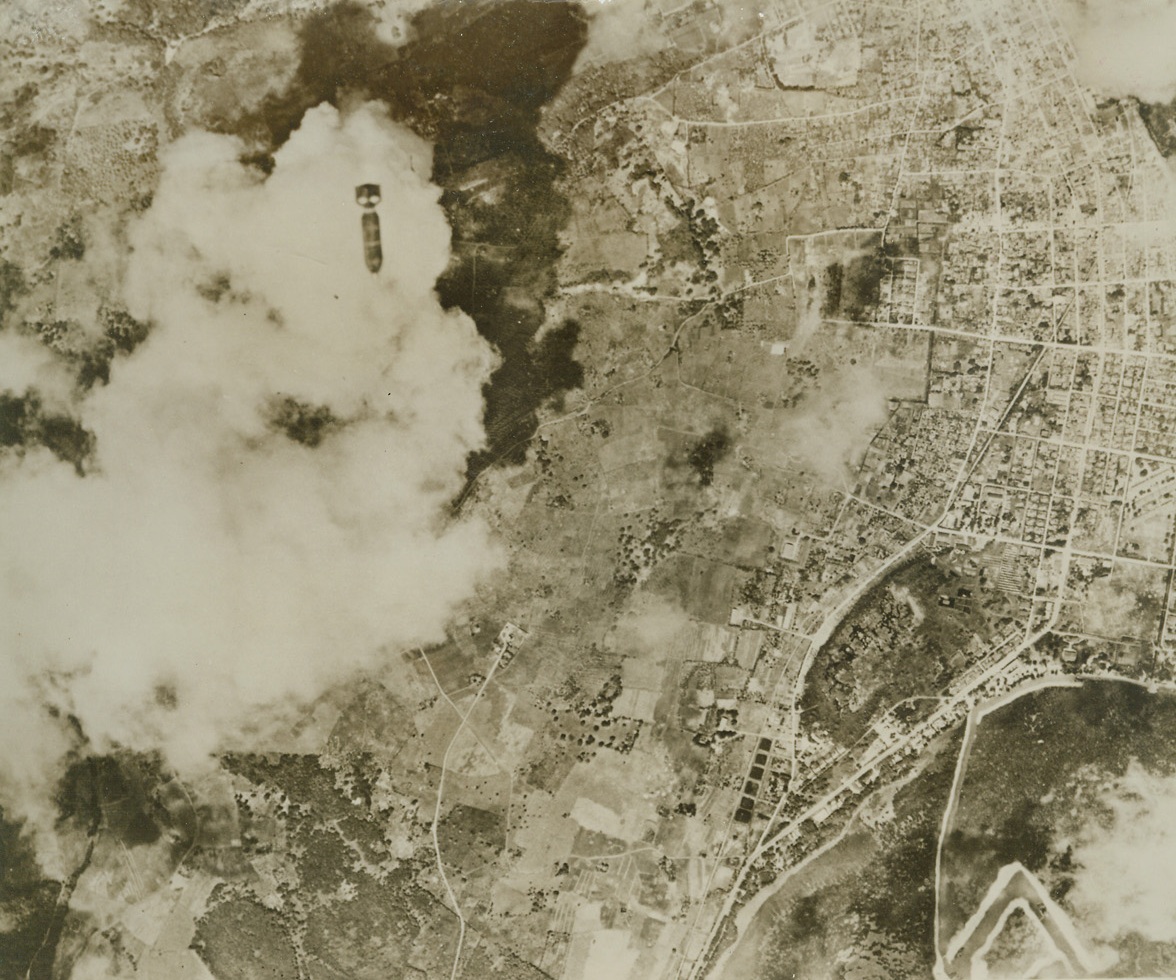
237, 0, 589, 483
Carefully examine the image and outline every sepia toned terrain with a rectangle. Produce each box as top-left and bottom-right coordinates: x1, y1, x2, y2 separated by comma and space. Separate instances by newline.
5, 0, 1176, 978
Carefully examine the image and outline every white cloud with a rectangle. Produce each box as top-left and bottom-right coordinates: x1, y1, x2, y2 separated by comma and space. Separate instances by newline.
68, 947, 129, 980
370, 0, 438, 47
1063, 0, 1176, 103
1068, 759, 1176, 943
0, 103, 500, 829
615, 592, 692, 653
781, 362, 890, 484
576, 0, 668, 69
0, 330, 73, 405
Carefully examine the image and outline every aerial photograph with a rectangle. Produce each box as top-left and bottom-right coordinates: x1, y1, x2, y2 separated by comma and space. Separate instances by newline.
4, 0, 1176, 977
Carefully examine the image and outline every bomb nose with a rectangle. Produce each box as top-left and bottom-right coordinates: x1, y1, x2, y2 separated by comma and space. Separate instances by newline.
355, 183, 382, 208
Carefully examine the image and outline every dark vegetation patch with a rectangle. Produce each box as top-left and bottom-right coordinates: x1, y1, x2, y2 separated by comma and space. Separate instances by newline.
55, 754, 165, 846
819, 239, 901, 323
3, 754, 143, 980
0, 259, 26, 328
223, 753, 360, 823
0, 810, 60, 980
48, 218, 85, 261
801, 551, 1019, 749
222, 752, 396, 874
9, 126, 54, 158
196, 273, 232, 304
685, 426, 731, 487
194, 886, 299, 980
615, 511, 687, 591
658, 216, 705, 268
229, 0, 589, 483
437, 804, 506, 875
941, 682, 1176, 956
819, 261, 842, 317
218, 751, 466, 979
840, 251, 886, 320
301, 875, 451, 980
459, 940, 553, 980
10, 843, 95, 980
267, 396, 343, 447
0, 85, 56, 162
755, 729, 963, 979
531, 320, 585, 409
1139, 97, 1176, 158
76, 307, 151, 389
850, 732, 963, 952
102, 0, 251, 39
0, 391, 95, 474
1, 84, 57, 167
656, 195, 722, 294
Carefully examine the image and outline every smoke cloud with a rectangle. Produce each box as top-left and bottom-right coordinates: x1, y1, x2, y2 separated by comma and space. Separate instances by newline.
0, 103, 499, 822
575, 0, 669, 69
781, 362, 890, 484
0, 331, 60, 393
1063, 0, 1176, 103
614, 592, 693, 654
1068, 760, 1176, 943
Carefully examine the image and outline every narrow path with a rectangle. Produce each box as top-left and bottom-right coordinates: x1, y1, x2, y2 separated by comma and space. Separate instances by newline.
420, 644, 512, 980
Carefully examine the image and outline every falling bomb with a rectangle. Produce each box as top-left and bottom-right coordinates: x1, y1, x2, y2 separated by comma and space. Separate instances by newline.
355, 183, 383, 273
